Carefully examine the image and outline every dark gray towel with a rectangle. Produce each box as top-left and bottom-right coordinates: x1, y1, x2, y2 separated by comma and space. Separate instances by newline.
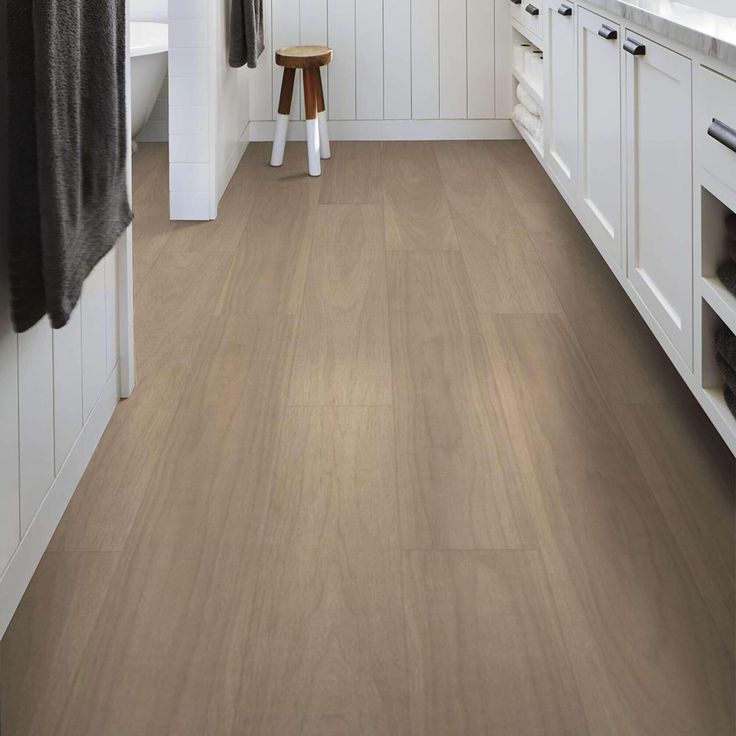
724, 384, 736, 418
727, 212, 736, 242
6, 0, 132, 332
716, 351, 736, 395
228, 0, 264, 69
715, 323, 736, 370
717, 260, 736, 298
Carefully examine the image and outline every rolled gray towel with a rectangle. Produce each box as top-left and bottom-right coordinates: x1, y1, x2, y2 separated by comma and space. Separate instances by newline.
717, 259, 736, 298
228, 0, 264, 69
715, 323, 736, 369
724, 384, 736, 418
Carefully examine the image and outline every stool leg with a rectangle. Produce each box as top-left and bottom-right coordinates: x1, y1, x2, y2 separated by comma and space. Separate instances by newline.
271, 67, 295, 167
303, 68, 321, 176
315, 69, 331, 160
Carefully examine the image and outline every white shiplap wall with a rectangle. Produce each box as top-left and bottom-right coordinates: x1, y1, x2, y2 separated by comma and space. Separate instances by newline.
250, 0, 505, 133
0, 247, 121, 635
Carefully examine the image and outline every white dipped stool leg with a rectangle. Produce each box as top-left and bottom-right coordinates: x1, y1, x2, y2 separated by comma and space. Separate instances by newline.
304, 68, 321, 177
271, 67, 296, 167
306, 118, 321, 177
317, 110, 330, 160
270, 113, 289, 167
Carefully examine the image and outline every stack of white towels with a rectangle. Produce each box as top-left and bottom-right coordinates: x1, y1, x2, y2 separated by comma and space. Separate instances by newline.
513, 84, 543, 150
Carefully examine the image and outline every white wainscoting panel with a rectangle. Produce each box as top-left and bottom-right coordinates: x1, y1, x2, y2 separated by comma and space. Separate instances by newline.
251, 0, 502, 131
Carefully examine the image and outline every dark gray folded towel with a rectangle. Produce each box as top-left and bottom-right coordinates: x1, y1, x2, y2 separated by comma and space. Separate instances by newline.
6, 0, 133, 332
717, 260, 736, 298
715, 323, 736, 370
727, 212, 736, 242
724, 384, 736, 418
716, 351, 736, 395
229, 0, 264, 69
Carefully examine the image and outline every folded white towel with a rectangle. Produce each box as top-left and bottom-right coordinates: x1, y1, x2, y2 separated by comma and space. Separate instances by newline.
513, 103, 542, 138
516, 84, 542, 119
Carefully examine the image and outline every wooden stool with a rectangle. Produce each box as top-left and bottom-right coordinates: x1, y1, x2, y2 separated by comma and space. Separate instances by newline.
271, 45, 333, 177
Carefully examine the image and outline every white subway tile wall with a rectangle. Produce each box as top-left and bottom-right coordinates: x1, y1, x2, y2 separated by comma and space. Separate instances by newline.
169, 0, 211, 219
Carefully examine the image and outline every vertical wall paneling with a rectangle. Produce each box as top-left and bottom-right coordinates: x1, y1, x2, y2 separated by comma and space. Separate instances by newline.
18, 320, 54, 534
52, 307, 83, 474
494, 0, 512, 119
0, 259, 20, 573
328, 0, 357, 120
468, 0, 494, 118
82, 260, 109, 419
250, 0, 274, 120
439, 0, 467, 119
300, 0, 328, 120
384, 0, 412, 119
272, 0, 301, 119
356, 0, 384, 119
411, 0, 440, 119
105, 248, 119, 376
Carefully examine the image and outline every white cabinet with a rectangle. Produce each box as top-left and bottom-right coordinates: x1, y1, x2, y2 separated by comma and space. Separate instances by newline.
577, 7, 624, 271
544, 0, 577, 200
625, 32, 693, 368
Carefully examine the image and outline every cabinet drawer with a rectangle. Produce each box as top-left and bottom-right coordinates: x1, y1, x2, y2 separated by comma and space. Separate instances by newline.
522, 0, 543, 38
509, 0, 526, 27
696, 65, 736, 193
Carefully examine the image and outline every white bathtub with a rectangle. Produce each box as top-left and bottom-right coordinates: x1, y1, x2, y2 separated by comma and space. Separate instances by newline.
130, 21, 168, 146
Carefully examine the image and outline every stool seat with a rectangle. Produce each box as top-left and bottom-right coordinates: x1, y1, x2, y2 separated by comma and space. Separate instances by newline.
275, 45, 333, 69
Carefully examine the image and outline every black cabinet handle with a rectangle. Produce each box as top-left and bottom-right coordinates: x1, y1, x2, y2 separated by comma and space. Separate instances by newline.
525, 4, 540, 15
624, 38, 646, 55
598, 24, 618, 40
558, 3, 572, 15
510, 0, 522, 5
708, 118, 736, 155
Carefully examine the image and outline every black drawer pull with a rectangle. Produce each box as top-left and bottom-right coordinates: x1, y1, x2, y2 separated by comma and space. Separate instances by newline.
525, 4, 540, 15
558, 3, 572, 15
510, 0, 522, 5
624, 38, 646, 55
708, 118, 736, 155
598, 24, 618, 40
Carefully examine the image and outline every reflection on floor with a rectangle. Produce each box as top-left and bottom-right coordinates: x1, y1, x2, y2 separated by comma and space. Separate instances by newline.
1, 141, 734, 735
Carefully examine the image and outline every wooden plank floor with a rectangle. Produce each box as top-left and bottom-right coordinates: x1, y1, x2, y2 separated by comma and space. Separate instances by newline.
1, 141, 734, 735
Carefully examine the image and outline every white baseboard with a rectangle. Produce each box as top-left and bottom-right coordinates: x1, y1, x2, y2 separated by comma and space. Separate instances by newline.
0, 367, 120, 638
249, 118, 518, 142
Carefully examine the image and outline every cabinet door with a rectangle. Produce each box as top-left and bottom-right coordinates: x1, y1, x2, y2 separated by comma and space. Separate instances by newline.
545, 0, 577, 200
625, 32, 693, 368
577, 7, 623, 271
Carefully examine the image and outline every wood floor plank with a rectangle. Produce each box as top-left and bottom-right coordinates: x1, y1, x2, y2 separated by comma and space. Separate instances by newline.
481, 313, 735, 736
319, 142, 383, 205
289, 204, 392, 406
439, 156, 562, 314
0, 553, 120, 736
53, 316, 298, 735
383, 142, 459, 251
262, 406, 400, 549
537, 235, 689, 404
229, 545, 409, 736
215, 163, 321, 315
404, 549, 590, 736
388, 251, 535, 549
131, 143, 174, 293
488, 141, 584, 243
614, 400, 736, 657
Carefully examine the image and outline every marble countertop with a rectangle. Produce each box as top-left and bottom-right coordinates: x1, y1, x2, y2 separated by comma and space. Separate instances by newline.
583, 0, 736, 67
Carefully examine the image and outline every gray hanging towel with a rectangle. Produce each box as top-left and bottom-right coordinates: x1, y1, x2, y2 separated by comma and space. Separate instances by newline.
228, 0, 264, 69
6, 0, 133, 332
